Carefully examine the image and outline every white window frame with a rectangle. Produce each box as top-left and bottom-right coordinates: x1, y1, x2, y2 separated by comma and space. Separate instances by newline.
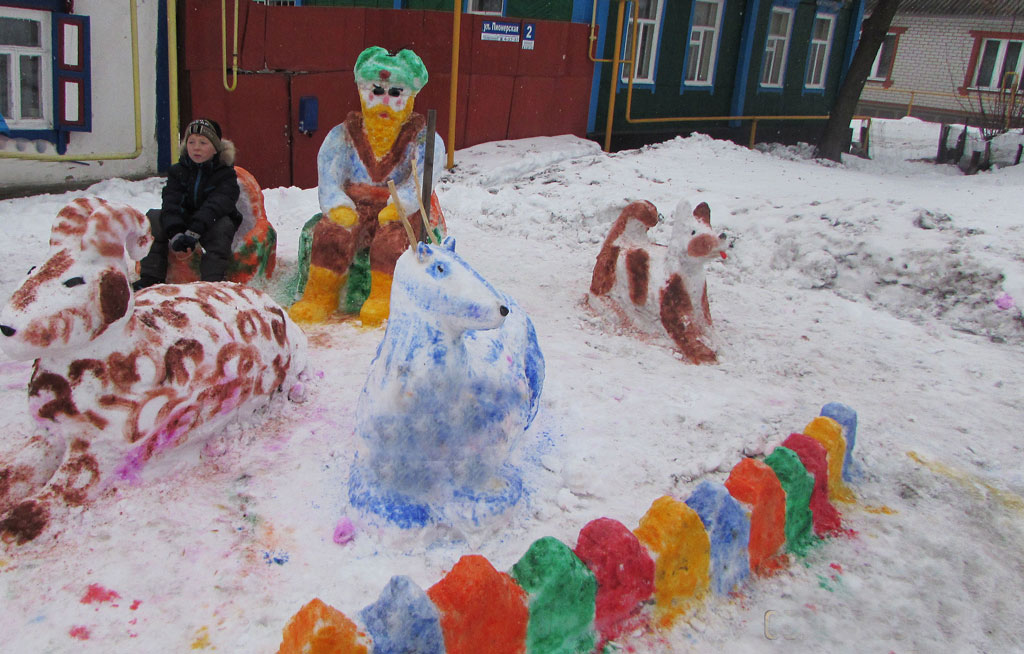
760, 7, 793, 89
620, 0, 665, 85
466, 0, 505, 16
804, 14, 835, 89
0, 6, 53, 129
971, 37, 1024, 92
684, 0, 724, 86
868, 32, 898, 81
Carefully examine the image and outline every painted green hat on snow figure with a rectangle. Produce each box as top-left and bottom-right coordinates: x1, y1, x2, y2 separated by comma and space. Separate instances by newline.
354, 46, 428, 93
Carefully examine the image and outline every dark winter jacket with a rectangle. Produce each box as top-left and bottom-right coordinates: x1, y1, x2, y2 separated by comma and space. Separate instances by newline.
160, 145, 242, 239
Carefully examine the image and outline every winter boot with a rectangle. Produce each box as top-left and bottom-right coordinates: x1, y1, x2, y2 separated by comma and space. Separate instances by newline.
289, 265, 345, 324
359, 270, 393, 327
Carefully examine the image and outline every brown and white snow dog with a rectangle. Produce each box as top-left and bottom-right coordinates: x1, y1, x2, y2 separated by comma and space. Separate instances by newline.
587, 199, 727, 364
0, 198, 308, 544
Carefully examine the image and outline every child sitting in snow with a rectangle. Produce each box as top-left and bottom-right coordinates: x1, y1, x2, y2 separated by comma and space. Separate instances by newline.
134, 118, 241, 290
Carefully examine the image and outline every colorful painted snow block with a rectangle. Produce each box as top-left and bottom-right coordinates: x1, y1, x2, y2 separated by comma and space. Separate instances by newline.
803, 417, 855, 503
820, 402, 859, 481
510, 536, 597, 654
166, 166, 277, 285
781, 433, 842, 537
573, 517, 655, 644
634, 496, 711, 627
725, 458, 789, 576
360, 576, 445, 654
685, 481, 750, 595
349, 238, 544, 527
764, 447, 817, 556
427, 554, 528, 654
278, 598, 369, 654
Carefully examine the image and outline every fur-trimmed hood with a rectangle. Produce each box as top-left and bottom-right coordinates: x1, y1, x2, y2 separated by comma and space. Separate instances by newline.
178, 138, 236, 167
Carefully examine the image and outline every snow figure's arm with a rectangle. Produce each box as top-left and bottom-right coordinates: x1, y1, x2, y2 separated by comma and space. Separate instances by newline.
317, 124, 358, 225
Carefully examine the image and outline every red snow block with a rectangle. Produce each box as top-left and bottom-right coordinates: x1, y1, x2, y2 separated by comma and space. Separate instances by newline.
277, 598, 369, 654
574, 517, 655, 644
427, 554, 528, 654
782, 433, 843, 537
725, 458, 789, 576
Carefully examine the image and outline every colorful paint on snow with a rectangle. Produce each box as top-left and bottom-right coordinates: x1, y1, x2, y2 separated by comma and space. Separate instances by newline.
820, 402, 858, 481
68, 625, 91, 640
278, 598, 369, 654
803, 417, 855, 503
573, 517, 655, 644
685, 481, 751, 595
511, 536, 597, 654
764, 446, 818, 556
725, 458, 789, 575
782, 433, 842, 536
349, 239, 543, 527
634, 496, 711, 626
360, 576, 445, 654
80, 583, 121, 605
427, 555, 529, 654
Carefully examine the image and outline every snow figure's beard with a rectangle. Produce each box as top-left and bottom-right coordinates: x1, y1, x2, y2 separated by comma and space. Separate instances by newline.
361, 98, 416, 159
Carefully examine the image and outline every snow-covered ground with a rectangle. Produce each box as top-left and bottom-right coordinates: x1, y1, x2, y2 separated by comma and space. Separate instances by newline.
2, 117, 1023, 652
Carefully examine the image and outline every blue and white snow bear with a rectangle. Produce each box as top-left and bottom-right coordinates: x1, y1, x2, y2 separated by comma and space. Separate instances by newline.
348, 236, 544, 527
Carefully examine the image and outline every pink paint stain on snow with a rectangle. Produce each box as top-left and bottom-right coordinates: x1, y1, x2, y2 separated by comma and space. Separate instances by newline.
116, 406, 199, 483
80, 583, 121, 605
333, 517, 356, 545
68, 625, 91, 640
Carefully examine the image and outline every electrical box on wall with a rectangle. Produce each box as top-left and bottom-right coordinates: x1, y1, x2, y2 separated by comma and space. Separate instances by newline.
298, 96, 318, 135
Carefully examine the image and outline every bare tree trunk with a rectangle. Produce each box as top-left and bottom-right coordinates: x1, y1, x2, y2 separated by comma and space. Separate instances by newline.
816, 0, 903, 162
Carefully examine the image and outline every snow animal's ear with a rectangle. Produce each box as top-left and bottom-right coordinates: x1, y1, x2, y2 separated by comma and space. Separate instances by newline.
670, 197, 694, 228
442, 236, 456, 252
693, 201, 712, 227
416, 241, 433, 262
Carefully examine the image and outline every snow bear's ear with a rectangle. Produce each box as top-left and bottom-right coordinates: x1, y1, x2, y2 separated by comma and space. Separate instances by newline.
442, 236, 456, 252
416, 241, 432, 261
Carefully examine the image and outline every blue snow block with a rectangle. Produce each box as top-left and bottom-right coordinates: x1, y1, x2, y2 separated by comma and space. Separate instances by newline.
685, 480, 750, 595
360, 575, 445, 654
820, 402, 858, 481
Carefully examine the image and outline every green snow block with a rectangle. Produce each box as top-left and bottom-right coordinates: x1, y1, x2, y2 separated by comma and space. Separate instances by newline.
764, 446, 818, 556
511, 536, 597, 654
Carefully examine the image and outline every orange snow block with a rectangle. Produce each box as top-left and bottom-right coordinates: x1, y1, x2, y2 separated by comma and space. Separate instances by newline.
427, 554, 529, 654
278, 598, 369, 654
634, 496, 710, 627
725, 458, 789, 576
803, 417, 856, 504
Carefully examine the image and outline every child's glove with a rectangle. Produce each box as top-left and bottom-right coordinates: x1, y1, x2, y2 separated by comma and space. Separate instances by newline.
170, 230, 201, 253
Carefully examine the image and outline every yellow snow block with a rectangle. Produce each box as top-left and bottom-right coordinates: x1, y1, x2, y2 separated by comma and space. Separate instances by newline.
804, 417, 855, 504
634, 495, 710, 627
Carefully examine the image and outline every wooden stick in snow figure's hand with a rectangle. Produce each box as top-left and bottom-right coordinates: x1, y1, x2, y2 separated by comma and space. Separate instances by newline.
386, 179, 419, 254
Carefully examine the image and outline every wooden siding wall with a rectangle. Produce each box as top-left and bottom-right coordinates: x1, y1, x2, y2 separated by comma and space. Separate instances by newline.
593, 0, 856, 142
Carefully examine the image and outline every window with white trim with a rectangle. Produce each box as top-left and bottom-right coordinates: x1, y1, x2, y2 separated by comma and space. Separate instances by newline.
805, 14, 835, 89
620, 0, 664, 84
868, 32, 898, 81
972, 37, 1024, 91
0, 7, 51, 129
685, 0, 723, 85
760, 7, 793, 88
467, 0, 504, 15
